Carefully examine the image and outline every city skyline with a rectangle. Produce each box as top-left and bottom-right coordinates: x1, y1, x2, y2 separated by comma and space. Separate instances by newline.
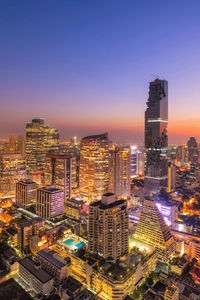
1, 1, 200, 144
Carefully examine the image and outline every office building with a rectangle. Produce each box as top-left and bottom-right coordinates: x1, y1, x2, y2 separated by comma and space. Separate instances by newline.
187, 137, 199, 164
130, 146, 144, 178
144, 79, 168, 197
17, 218, 45, 253
112, 147, 131, 198
18, 257, 54, 296
168, 162, 176, 193
79, 133, 109, 203
155, 200, 178, 226
88, 193, 129, 262
32, 217, 45, 235
64, 198, 84, 219
36, 248, 71, 282
37, 186, 64, 220
26, 118, 59, 182
0, 154, 26, 196
16, 179, 38, 209
3, 134, 25, 154
135, 198, 175, 262
45, 153, 77, 200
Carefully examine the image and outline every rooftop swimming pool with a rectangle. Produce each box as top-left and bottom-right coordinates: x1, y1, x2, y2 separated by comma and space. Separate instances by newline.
63, 237, 85, 250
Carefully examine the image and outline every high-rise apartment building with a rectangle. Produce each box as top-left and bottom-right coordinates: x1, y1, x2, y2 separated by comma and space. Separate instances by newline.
176, 145, 188, 166
187, 137, 199, 164
0, 154, 26, 196
130, 146, 145, 178
167, 162, 176, 193
112, 147, 131, 198
45, 153, 77, 200
36, 185, 64, 220
16, 179, 38, 209
79, 133, 109, 203
135, 198, 175, 262
145, 79, 168, 197
26, 118, 59, 182
88, 193, 129, 262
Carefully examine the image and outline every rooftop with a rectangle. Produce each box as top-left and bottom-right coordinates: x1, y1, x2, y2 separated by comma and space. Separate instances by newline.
39, 185, 63, 193
37, 248, 69, 269
90, 198, 126, 210
82, 133, 108, 141
19, 257, 53, 284
61, 276, 82, 293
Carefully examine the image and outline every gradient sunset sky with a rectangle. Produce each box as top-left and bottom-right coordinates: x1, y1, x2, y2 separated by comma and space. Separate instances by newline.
1, 0, 200, 144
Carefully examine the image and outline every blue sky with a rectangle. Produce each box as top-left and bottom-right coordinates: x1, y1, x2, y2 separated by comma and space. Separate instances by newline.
1, 0, 200, 143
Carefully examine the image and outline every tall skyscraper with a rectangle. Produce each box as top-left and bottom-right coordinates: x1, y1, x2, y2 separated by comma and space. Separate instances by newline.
135, 198, 174, 262
36, 185, 64, 220
88, 193, 129, 262
79, 133, 109, 203
45, 153, 77, 200
16, 179, 38, 209
26, 118, 59, 182
187, 137, 199, 164
145, 78, 168, 197
112, 147, 131, 198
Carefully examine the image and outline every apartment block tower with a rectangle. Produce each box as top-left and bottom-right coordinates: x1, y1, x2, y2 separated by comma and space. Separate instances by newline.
145, 79, 168, 197
36, 186, 64, 220
167, 162, 176, 193
88, 193, 129, 262
16, 179, 38, 209
135, 198, 174, 262
79, 133, 109, 203
187, 137, 199, 164
112, 147, 131, 199
26, 118, 59, 183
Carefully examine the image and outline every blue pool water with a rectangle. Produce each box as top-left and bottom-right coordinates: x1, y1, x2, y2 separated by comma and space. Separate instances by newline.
64, 238, 85, 249
75, 241, 85, 248
64, 239, 75, 246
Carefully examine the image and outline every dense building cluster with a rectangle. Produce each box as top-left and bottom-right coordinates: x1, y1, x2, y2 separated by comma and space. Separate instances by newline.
0, 79, 200, 300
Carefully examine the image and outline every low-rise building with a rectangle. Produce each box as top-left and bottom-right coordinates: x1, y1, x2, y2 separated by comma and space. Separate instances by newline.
64, 198, 83, 219
164, 284, 179, 300
18, 257, 54, 296
36, 248, 71, 283
59, 276, 94, 300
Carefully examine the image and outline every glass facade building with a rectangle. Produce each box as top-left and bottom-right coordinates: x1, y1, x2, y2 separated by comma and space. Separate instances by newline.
79, 133, 109, 203
26, 118, 59, 182
144, 79, 168, 197
45, 153, 77, 200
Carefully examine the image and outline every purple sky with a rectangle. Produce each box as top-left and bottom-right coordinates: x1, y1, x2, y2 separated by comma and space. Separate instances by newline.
1, 0, 200, 144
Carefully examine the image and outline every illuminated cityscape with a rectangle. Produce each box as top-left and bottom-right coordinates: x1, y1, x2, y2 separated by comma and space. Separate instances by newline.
1, 1, 200, 300
79, 133, 109, 203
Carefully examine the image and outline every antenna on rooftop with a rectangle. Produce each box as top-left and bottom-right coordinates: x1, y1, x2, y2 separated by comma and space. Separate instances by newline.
150, 73, 159, 80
